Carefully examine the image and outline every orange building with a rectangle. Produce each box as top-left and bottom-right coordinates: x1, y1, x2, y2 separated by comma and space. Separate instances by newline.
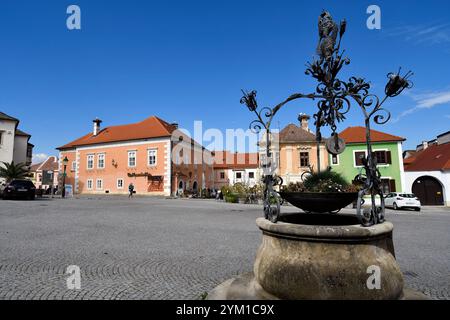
259, 114, 328, 185
57, 116, 214, 196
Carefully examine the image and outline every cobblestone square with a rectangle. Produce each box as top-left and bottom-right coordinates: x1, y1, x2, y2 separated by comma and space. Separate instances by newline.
0, 197, 449, 300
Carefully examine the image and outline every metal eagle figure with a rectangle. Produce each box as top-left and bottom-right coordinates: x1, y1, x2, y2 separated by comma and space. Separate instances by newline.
317, 11, 339, 60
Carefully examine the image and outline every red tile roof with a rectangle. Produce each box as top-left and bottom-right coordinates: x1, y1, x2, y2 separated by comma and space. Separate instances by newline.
57, 116, 177, 150
30, 156, 59, 172
213, 151, 259, 169
404, 142, 450, 171
339, 126, 405, 144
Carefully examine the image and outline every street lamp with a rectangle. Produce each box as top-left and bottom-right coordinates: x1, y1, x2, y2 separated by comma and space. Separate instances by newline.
62, 156, 69, 198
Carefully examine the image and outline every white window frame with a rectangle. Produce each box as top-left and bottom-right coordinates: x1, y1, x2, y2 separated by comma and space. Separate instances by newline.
117, 178, 124, 189
353, 150, 367, 168
331, 154, 340, 166
0, 130, 4, 145
96, 179, 103, 190
97, 153, 106, 169
128, 151, 137, 168
87, 179, 93, 190
71, 161, 76, 171
87, 154, 95, 170
148, 149, 157, 167
373, 149, 390, 167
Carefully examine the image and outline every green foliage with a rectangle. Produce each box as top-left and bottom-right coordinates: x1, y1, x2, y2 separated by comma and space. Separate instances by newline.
225, 193, 238, 203
282, 168, 359, 193
0, 161, 30, 183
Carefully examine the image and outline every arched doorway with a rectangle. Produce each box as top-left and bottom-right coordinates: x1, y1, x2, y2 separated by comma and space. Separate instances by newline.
192, 181, 198, 193
178, 180, 184, 191
412, 176, 444, 206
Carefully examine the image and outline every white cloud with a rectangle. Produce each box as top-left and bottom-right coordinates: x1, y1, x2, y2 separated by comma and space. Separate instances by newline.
386, 23, 450, 46
392, 90, 450, 122
32, 153, 49, 164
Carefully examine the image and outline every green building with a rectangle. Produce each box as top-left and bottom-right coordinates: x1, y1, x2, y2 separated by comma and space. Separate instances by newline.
329, 126, 406, 194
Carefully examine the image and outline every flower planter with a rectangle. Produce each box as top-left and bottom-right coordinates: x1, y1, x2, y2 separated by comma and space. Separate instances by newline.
280, 192, 358, 213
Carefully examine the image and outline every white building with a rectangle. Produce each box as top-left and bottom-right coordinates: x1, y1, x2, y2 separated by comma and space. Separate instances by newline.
0, 112, 33, 167
213, 151, 260, 189
404, 131, 450, 207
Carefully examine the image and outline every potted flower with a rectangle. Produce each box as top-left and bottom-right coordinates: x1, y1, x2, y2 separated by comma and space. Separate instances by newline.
280, 168, 359, 213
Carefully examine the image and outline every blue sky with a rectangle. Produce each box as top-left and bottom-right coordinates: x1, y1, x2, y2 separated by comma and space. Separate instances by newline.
0, 0, 449, 162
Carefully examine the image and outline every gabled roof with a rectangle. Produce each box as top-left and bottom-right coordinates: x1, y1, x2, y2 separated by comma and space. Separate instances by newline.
0, 111, 19, 122
30, 156, 59, 172
404, 142, 450, 172
57, 116, 177, 150
278, 124, 316, 143
339, 126, 405, 144
15, 129, 31, 137
213, 151, 259, 169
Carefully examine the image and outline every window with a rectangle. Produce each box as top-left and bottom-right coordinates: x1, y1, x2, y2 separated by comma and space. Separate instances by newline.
71, 161, 76, 171
87, 179, 93, 190
117, 179, 124, 189
249, 172, 255, 179
220, 172, 225, 179
148, 149, 157, 166
381, 179, 396, 194
128, 151, 136, 167
27, 145, 33, 158
331, 154, 339, 165
87, 155, 94, 170
300, 152, 310, 167
97, 153, 105, 169
0, 131, 3, 145
354, 151, 366, 166
374, 150, 392, 165
96, 179, 103, 190
236, 172, 242, 179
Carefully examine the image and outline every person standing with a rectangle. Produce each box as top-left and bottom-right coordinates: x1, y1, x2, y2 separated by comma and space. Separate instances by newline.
128, 183, 135, 199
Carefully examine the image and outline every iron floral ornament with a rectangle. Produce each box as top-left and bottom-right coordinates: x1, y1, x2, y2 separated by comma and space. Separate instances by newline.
241, 10, 413, 226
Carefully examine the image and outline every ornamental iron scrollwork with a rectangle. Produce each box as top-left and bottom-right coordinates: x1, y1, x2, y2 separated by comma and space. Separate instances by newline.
241, 10, 413, 226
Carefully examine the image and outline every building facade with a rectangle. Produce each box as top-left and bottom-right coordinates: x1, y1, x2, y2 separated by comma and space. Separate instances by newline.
260, 114, 328, 186
57, 116, 214, 197
0, 112, 33, 168
404, 131, 450, 206
213, 151, 260, 189
329, 126, 406, 194
30, 156, 59, 190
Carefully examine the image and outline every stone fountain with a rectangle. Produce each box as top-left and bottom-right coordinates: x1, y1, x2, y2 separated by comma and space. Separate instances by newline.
208, 11, 426, 300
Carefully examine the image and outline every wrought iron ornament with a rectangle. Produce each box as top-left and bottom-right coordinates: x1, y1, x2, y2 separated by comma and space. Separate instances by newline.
241, 10, 413, 226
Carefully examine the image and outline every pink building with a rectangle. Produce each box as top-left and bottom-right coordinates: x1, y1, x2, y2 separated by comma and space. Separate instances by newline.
57, 116, 214, 196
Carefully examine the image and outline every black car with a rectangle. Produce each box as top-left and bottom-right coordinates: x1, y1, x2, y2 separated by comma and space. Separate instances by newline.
2, 180, 36, 200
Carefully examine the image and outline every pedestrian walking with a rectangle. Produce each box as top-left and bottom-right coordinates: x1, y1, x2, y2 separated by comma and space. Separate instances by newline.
128, 183, 135, 198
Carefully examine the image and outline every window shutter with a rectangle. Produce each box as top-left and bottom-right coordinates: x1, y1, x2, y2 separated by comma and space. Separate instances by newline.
386, 151, 392, 164
389, 180, 396, 192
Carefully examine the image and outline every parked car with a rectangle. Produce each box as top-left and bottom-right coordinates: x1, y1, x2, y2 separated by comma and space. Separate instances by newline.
384, 193, 421, 211
2, 180, 36, 200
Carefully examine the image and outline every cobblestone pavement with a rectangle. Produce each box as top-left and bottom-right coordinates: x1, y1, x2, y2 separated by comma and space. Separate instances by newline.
0, 196, 449, 300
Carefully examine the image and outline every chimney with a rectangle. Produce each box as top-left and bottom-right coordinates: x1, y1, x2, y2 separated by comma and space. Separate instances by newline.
171, 122, 179, 129
422, 141, 428, 150
93, 118, 102, 136
298, 113, 311, 132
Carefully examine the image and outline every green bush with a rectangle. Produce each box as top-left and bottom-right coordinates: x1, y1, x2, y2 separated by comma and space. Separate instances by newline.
282, 168, 359, 193
225, 193, 239, 203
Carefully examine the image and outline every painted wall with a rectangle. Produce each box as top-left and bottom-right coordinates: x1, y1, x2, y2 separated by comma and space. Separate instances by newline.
405, 171, 450, 206
13, 135, 28, 165
329, 141, 405, 192
278, 142, 329, 185
0, 120, 16, 164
